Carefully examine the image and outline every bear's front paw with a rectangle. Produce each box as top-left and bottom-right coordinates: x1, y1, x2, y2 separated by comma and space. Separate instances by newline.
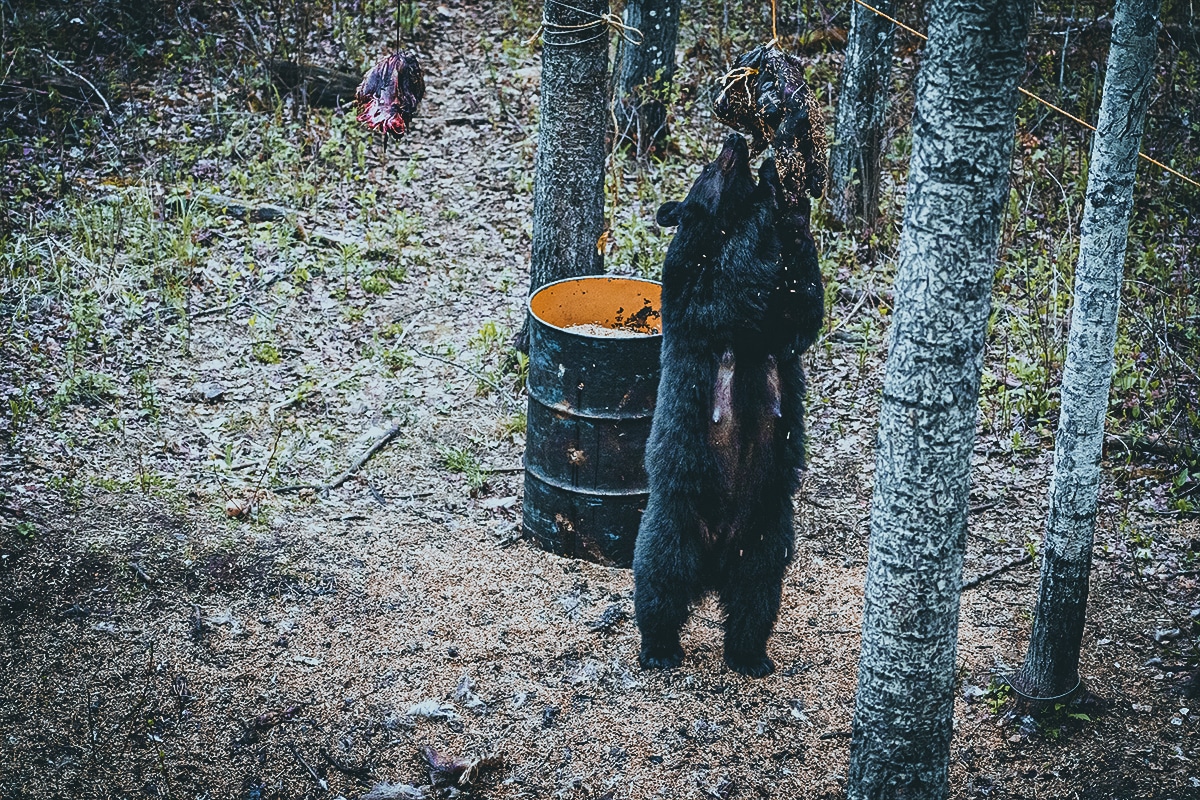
725, 651, 775, 678
639, 643, 684, 671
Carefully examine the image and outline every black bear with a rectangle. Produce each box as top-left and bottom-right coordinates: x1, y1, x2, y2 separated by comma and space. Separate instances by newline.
633, 133, 822, 677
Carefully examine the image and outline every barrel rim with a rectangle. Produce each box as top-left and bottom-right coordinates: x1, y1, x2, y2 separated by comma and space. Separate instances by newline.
528, 275, 663, 340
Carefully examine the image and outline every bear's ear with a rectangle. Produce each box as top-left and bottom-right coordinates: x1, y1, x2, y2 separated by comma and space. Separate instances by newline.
656, 201, 683, 227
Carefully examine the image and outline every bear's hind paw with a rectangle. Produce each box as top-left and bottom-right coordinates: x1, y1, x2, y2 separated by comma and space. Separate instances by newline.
639, 643, 685, 671
725, 651, 775, 678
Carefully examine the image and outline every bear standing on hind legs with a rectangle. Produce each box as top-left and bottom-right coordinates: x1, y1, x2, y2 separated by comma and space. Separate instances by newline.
633, 133, 823, 677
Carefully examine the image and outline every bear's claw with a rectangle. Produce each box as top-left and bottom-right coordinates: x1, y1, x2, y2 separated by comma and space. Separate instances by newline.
724, 652, 775, 678
639, 644, 685, 671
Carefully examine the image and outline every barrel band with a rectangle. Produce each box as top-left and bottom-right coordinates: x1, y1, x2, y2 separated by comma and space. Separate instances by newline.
523, 466, 651, 498
526, 390, 655, 422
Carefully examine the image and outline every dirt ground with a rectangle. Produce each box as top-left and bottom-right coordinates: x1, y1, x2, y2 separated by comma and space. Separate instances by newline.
2, 3, 1198, 799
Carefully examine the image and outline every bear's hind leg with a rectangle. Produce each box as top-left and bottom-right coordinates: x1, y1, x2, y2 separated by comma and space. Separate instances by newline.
719, 502, 794, 677
633, 500, 701, 671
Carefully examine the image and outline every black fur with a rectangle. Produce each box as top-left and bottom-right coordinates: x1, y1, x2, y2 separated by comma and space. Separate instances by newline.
633, 134, 823, 677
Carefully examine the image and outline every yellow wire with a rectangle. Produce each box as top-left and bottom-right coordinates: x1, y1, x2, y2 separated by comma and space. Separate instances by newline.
848, 0, 1200, 189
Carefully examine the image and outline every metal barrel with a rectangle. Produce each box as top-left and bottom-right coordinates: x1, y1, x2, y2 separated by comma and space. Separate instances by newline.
523, 276, 662, 567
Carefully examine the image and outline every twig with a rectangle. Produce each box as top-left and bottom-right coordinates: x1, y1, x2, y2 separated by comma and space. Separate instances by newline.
269, 369, 363, 417
382, 490, 436, 501
968, 499, 1002, 515
961, 553, 1033, 591
415, 349, 518, 411
35, 50, 112, 116
819, 730, 852, 740
129, 562, 156, 586
320, 746, 374, 779
288, 743, 329, 792
189, 297, 249, 320
323, 422, 406, 492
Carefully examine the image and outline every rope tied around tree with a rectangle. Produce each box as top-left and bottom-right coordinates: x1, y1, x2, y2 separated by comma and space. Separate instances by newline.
998, 674, 1083, 704
527, 0, 644, 48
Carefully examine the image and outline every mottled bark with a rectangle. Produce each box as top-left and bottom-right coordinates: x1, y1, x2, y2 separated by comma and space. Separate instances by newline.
1014, 0, 1160, 700
847, 0, 1030, 795
530, 0, 609, 292
616, 0, 681, 153
829, 0, 894, 228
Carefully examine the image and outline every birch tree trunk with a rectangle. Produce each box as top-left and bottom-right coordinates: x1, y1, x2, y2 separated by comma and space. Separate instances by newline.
829, 0, 894, 229
616, 0, 681, 154
847, 0, 1030, 794
1013, 0, 1160, 701
530, 0, 609, 292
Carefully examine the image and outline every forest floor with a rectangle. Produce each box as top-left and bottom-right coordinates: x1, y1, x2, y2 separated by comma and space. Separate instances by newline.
1, 2, 1198, 799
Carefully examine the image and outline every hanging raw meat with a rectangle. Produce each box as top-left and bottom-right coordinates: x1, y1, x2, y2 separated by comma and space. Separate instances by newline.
356, 52, 425, 135
713, 45, 827, 209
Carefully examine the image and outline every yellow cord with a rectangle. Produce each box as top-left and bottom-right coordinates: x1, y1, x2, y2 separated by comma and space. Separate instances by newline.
848, 0, 1200, 188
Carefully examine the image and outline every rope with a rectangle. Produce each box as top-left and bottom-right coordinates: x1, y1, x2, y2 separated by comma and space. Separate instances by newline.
848, 0, 1200, 189
713, 65, 761, 111
527, 0, 644, 48
997, 674, 1083, 704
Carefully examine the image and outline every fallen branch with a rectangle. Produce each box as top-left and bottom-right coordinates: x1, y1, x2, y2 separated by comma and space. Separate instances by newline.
1105, 433, 1197, 467
288, 743, 329, 792
968, 499, 1002, 515
197, 191, 295, 223
819, 730, 852, 740
325, 422, 406, 492
961, 553, 1034, 591
129, 562, 156, 586
268, 60, 359, 108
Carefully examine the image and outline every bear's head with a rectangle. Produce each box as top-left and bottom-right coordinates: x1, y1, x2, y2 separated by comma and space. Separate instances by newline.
656, 134, 762, 228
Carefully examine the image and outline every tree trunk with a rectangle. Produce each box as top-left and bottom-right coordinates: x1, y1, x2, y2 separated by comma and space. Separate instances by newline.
828, 0, 894, 229
846, 0, 1030, 795
1013, 0, 1160, 701
615, 0, 682, 154
530, 0, 609, 292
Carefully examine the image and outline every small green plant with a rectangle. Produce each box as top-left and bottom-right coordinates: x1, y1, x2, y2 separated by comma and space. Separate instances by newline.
470, 321, 507, 353
507, 349, 529, 391
499, 412, 527, 438
381, 347, 414, 372
131, 369, 158, 419
1023, 537, 1039, 562
361, 272, 391, 295
983, 679, 1012, 715
441, 445, 488, 492
251, 341, 282, 364
7, 387, 36, 433
54, 369, 116, 409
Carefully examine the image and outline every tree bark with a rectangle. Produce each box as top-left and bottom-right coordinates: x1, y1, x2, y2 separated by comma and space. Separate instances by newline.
1013, 0, 1160, 701
530, 0, 609, 292
829, 0, 894, 229
615, 0, 682, 154
846, 0, 1030, 795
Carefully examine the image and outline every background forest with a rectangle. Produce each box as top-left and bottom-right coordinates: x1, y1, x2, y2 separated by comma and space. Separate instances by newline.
0, 1, 1197, 798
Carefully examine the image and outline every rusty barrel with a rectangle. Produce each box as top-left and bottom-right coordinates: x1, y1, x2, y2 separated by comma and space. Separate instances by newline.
523, 276, 662, 567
